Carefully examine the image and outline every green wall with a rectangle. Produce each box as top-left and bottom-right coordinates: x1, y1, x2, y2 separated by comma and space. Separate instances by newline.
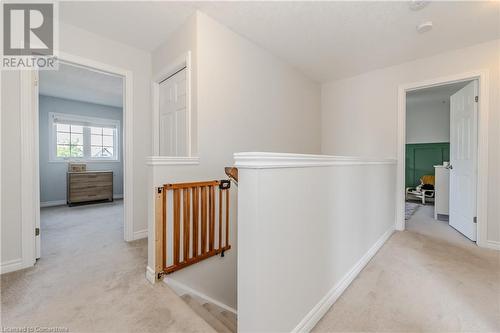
405, 143, 450, 188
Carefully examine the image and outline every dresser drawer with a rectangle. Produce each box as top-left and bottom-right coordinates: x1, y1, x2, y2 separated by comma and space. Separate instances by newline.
70, 191, 112, 203
67, 171, 113, 205
71, 185, 112, 196
69, 172, 112, 183
70, 181, 113, 190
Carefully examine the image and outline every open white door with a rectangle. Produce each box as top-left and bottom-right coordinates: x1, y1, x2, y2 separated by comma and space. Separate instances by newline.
34, 70, 41, 259
449, 80, 478, 241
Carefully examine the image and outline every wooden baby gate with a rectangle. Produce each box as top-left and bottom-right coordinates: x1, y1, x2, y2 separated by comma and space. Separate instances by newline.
155, 180, 231, 277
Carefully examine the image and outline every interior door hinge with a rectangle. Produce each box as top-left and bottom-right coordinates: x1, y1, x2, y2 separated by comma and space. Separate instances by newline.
475, 96, 478, 102
35, 227, 40, 236
473, 216, 477, 224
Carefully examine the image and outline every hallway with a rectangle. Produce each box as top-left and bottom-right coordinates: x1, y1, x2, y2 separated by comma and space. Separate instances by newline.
0, 202, 214, 332
313, 205, 500, 332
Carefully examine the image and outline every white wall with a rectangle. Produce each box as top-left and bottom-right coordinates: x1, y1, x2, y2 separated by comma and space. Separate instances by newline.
1, 22, 151, 273
38, 95, 123, 204
406, 100, 450, 144
321, 39, 500, 243
196, 13, 321, 157
236, 153, 396, 332
148, 12, 321, 309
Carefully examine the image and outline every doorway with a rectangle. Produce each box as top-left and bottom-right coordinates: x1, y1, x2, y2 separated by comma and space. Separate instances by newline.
36, 61, 124, 258
404, 80, 477, 242
396, 71, 489, 247
19, 53, 135, 267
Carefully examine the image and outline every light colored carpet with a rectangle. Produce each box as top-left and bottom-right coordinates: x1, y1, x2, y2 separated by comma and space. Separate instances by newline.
1, 201, 215, 333
313, 205, 500, 332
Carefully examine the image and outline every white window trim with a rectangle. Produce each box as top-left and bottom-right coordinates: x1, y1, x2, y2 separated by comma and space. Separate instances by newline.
48, 112, 121, 163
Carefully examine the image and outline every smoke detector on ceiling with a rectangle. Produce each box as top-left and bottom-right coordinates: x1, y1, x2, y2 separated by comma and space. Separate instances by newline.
409, 0, 429, 11
416, 21, 433, 33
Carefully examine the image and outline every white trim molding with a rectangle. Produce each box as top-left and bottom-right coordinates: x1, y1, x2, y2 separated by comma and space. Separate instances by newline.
146, 266, 156, 284
145, 156, 200, 166
292, 227, 394, 332
486, 240, 500, 251
0, 69, 2, 273
20, 70, 38, 269
0, 258, 25, 275
164, 277, 238, 315
132, 229, 148, 240
396, 70, 489, 248
40, 194, 123, 208
234, 152, 396, 169
40, 200, 66, 208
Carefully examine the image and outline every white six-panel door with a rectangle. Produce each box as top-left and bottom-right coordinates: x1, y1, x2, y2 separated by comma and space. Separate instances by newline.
159, 68, 187, 156
449, 80, 478, 241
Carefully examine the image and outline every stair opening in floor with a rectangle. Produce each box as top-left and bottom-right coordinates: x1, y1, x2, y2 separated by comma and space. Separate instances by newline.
180, 294, 237, 333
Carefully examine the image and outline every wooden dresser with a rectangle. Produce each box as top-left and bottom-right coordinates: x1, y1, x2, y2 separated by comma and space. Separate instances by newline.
67, 171, 113, 205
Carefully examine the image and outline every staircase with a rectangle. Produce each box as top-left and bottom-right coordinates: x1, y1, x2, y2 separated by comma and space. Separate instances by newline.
181, 294, 237, 333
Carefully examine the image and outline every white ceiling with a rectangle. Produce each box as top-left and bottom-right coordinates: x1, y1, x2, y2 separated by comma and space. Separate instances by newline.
59, 2, 196, 52
59, 1, 500, 82
406, 81, 471, 106
39, 62, 123, 108
197, 1, 500, 82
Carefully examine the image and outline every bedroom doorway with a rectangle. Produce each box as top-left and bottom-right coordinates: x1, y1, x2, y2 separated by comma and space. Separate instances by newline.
400, 76, 483, 244
404, 80, 478, 242
36, 61, 125, 260
18, 53, 135, 267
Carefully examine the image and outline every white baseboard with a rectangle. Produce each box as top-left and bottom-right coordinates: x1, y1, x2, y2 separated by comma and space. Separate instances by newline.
292, 227, 395, 333
132, 229, 147, 240
40, 194, 123, 208
40, 200, 66, 207
146, 266, 156, 284
486, 240, 500, 251
0, 258, 28, 274
164, 277, 237, 315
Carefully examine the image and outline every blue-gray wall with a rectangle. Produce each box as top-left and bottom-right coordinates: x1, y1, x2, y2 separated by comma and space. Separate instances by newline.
39, 95, 123, 203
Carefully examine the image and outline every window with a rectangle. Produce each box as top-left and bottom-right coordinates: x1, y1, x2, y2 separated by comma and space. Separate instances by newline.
56, 124, 84, 158
49, 112, 120, 162
91, 127, 115, 158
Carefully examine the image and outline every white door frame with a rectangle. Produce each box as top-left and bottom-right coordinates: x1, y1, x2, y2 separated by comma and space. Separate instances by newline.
20, 51, 135, 267
396, 70, 489, 247
151, 51, 192, 156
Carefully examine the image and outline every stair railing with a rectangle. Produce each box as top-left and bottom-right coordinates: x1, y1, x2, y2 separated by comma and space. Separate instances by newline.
155, 180, 231, 277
